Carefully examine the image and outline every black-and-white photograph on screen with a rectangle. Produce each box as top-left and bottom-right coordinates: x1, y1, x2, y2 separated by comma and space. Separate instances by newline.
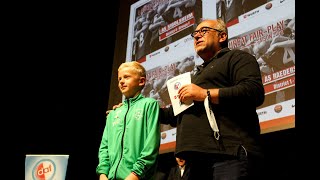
127, 0, 295, 153
216, 0, 270, 27
227, 0, 295, 134
127, 0, 206, 62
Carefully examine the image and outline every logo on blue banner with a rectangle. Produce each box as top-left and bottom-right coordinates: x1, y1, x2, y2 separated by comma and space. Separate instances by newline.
25, 155, 69, 180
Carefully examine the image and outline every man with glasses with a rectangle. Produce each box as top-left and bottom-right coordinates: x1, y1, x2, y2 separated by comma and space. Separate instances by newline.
160, 18, 265, 179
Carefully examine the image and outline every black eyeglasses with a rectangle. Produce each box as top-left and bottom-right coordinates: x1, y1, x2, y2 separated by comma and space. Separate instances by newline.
190, 26, 222, 38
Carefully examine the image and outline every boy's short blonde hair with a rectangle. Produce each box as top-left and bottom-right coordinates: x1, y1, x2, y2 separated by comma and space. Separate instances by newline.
118, 61, 146, 78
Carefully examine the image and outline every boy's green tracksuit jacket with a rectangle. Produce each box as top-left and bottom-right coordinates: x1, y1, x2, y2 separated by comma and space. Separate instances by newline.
96, 94, 161, 180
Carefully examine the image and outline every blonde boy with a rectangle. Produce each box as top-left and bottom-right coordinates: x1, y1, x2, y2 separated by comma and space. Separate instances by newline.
96, 61, 160, 180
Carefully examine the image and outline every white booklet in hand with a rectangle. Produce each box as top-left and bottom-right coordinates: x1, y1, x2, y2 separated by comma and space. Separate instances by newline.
166, 72, 194, 116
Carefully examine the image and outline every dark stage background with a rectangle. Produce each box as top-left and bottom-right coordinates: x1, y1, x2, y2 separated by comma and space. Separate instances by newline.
9, 1, 306, 180
9, 2, 120, 179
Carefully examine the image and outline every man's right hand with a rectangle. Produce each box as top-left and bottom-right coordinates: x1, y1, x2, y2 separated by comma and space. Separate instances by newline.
106, 103, 123, 115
